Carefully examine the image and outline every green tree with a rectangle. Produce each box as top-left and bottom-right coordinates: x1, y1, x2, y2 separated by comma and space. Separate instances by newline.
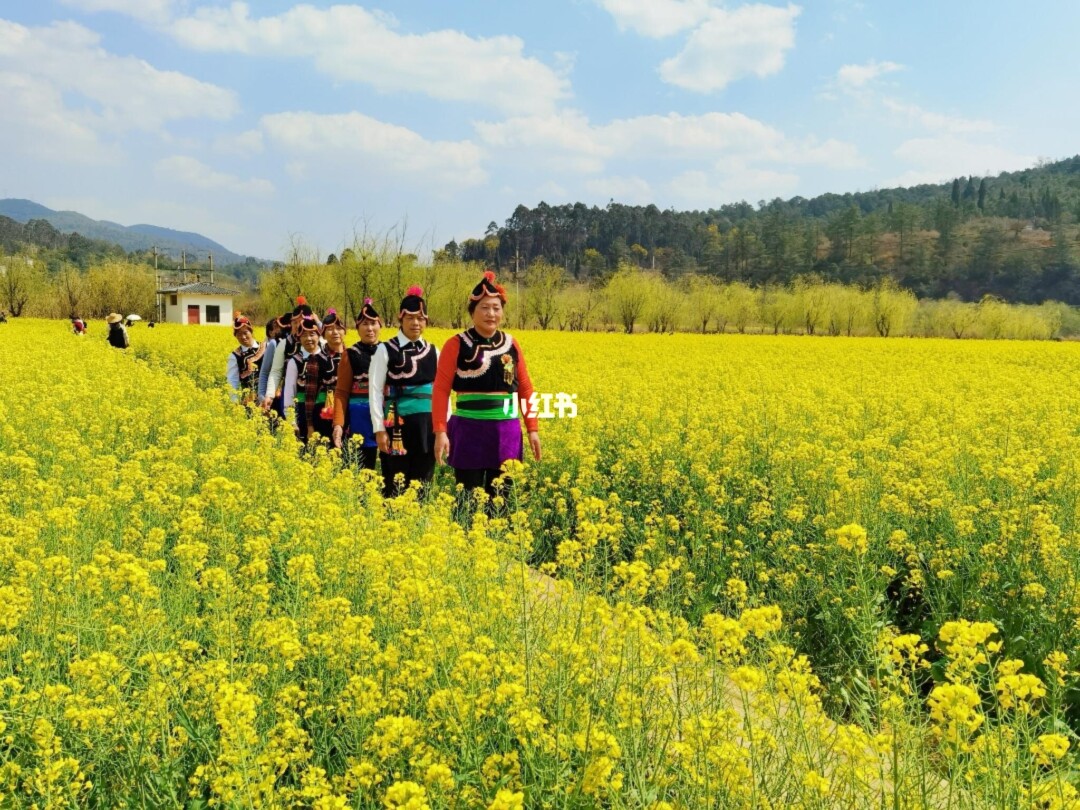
685, 275, 721, 333
870, 278, 917, 337
604, 264, 652, 334
0, 254, 42, 316
524, 261, 566, 329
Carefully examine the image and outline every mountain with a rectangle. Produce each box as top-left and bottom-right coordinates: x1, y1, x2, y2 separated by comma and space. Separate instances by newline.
0, 199, 251, 265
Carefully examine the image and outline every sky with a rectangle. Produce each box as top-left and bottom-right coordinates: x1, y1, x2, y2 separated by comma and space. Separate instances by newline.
1, 0, 1078, 260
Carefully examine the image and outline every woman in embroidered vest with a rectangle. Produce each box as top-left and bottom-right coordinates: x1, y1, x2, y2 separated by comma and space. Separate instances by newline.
227, 314, 265, 406
283, 314, 323, 444
369, 286, 439, 498
297, 309, 344, 445
258, 313, 291, 425
263, 297, 312, 413
432, 271, 541, 500
332, 298, 383, 470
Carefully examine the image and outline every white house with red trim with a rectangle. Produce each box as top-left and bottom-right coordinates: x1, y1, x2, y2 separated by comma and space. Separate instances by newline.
157, 281, 240, 325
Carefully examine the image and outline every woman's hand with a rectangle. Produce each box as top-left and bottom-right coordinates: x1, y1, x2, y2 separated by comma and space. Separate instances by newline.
528, 430, 541, 461
332, 425, 343, 448
434, 432, 450, 465
376, 431, 390, 455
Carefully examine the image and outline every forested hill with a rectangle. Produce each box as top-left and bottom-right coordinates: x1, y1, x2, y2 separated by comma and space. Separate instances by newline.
0, 215, 126, 267
445, 155, 1080, 305
0, 198, 249, 266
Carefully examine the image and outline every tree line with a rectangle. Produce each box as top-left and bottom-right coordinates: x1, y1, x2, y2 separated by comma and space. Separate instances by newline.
443, 155, 1080, 305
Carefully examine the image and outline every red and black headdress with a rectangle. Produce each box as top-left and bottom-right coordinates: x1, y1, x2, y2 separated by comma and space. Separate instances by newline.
233, 313, 253, 335
356, 297, 382, 325
292, 295, 313, 318
298, 314, 320, 334
470, 270, 507, 303
399, 285, 427, 319
320, 308, 344, 333
275, 311, 293, 330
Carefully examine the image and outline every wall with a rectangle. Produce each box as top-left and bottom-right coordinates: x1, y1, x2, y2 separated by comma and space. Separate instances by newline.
162, 295, 234, 326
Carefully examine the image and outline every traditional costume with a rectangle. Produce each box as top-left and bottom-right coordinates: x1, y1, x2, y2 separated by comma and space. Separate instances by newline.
333, 298, 382, 470
227, 315, 265, 406
265, 298, 313, 410
299, 311, 343, 444
433, 271, 539, 497
283, 315, 325, 444
369, 286, 439, 497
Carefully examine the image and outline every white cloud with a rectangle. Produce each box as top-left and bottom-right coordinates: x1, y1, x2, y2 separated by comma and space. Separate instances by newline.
58, 0, 178, 25
881, 98, 997, 135
887, 137, 1034, 187
0, 19, 237, 132
0, 71, 116, 164
213, 129, 265, 156
659, 4, 801, 92
594, 0, 714, 38
155, 155, 275, 195
670, 165, 799, 208
476, 110, 862, 171
836, 59, 903, 90
260, 111, 487, 189
536, 181, 569, 200
168, 3, 567, 115
584, 175, 654, 204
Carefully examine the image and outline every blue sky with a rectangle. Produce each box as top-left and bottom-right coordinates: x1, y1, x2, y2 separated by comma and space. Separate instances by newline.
1, 0, 1077, 260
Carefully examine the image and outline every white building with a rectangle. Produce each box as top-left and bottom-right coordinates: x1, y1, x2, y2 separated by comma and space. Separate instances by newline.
157, 281, 241, 326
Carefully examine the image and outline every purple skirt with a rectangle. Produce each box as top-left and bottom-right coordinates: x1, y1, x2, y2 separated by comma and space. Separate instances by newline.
447, 415, 523, 470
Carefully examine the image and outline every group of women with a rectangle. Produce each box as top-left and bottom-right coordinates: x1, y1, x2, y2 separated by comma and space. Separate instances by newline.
226, 271, 541, 500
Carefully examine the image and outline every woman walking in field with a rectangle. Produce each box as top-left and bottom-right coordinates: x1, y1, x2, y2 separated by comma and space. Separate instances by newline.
332, 298, 383, 471
226, 314, 265, 406
282, 314, 324, 444
257, 313, 290, 423
295, 309, 345, 446
432, 270, 541, 501
369, 286, 439, 498
263, 297, 312, 413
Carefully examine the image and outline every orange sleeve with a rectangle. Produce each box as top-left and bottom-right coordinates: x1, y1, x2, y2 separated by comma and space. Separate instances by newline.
513, 338, 539, 432
432, 336, 460, 433
333, 351, 353, 427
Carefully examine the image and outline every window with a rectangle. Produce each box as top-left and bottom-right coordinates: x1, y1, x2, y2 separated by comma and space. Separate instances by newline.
170, 294, 177, 305
205, 305, 221, 324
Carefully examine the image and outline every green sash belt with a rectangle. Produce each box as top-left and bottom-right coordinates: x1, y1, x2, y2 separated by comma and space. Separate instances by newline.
393, 383, 433, 417
454, 392, 516, 421
293, 392, 326, 405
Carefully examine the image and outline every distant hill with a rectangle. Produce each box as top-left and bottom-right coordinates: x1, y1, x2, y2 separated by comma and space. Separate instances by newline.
448, 155, 1080, 304
0, 198, 252, 266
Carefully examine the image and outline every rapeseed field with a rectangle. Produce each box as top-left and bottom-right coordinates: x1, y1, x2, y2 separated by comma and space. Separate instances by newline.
2, 319, 1079, 808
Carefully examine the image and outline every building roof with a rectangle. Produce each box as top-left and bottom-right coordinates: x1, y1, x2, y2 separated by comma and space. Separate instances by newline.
157, 282, 241, 296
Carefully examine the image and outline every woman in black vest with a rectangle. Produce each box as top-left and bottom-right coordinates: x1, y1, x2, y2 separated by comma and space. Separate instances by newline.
227, 314, 265, 407
368, 286, 439, 498
432, 271, 541, 501
332, 298, 383, 470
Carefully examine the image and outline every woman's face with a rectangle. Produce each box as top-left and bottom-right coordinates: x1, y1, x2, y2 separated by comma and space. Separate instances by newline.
401, 312, 426, 341
357, 319, 381, 345
323, 323, 345, 351
471, 295, 504, 336
300, 330, 321, 353
236, 328, 255, 348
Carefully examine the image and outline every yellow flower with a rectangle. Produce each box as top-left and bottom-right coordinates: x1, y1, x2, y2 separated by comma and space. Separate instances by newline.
835, 523, 868, 555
